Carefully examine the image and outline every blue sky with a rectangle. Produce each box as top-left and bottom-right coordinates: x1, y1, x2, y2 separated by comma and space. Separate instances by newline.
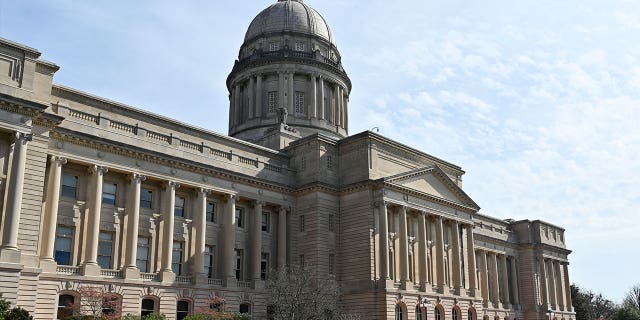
1, 0, 638, 301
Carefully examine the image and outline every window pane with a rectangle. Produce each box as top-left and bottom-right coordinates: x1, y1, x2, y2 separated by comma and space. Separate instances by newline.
61, 175, 78, 198
102, 183, 117, 205
141, 299, 155, 316
177, 300, 190, 320
55, 227, 73, 266
262, 213, 269, 232
236, 208, 244, 228
136, 238, 150, 272
174, 197, 185, 217
98, 232, 113, 269
172, 242, 183, 275
206, 202, 216, 223
141, 189, 153, 209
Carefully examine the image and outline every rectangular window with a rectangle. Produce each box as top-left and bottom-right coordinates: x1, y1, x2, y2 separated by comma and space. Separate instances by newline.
54, 226, 73, 265
172, 242, 184, 275
295, 42, 305, 52
299, 254, 305, 267
261, 253, 269, 280
294, 91, 305, 114
329, 214, 334, 232
97, 232, 113, 269
205, 245, 215, 278
61, 174, 78, 199
299, 215, 305, 232
140, 189, 153, 209
235, 249, 244, 281
136, 237, 150, 272
269, 42, 279, 51
236, 208, 245, 228
262, 212, 270, 232
206, 202, 216, 223
301, 156, 306, 170
327, 155, 333, 170
102, 182, 117, 206
267, 91, 278, 114
329, 254, 335, 275
174, 196, 185, 217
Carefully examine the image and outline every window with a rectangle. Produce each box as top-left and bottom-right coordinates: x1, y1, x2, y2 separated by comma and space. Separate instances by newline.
172, 242, 184, 275
205, 245, 215, 278
299, 215, 305, 232
97, 232, 113, 269
261, 253, 269, 280
327, 155, 333, 169
57, 294, 75, 319
102, 294, 121, 318
295, 42, 305, 52
136, 237, 150, 272
301, 156, 306, 170
140, 189, 153, 209
61, 174, 78, 198
262, 212, 270, 232
328, 214, 334, 232
240, 303, 251, 314
395, 304, 404, 320
141, 298, 156, 317
54, 226, 73, 265
236, 207, 245, 228
175, 196, 185, 217
294, 91, 305, 114
267, 91, 278, 114
235, 249, 244, 280
269, 42, 279, 51
206, 202, 217, 223
299, 254, 305, 267
329, 254, 335, 275
177, 300, 190, 320
468, 309, 476, 320
453, 308, 459, 320
102, 182, 117, 206
416, 305, 423, 320
435, 307, 441, 320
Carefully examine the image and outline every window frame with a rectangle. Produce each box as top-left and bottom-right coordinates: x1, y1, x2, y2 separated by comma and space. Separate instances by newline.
174, 196, 186, 217
235, 249, 244, 281
261, 252, 269, 280
102, 182, 117, 206
61, 174, 78, 199
97, 231, 114, 269
172, 241, 184, 275
294, 91, 305, 114
141, 298, 157, 317
236, 207, 245, 228
176, 300, 191, 320
205, 245, 216, 278
267, 91, 278, 114
140, 189, 153, 209
57, 293, 77, 320
54, 226, 74, 266
136, 237, 150, 272
299, 215, 305, 232
262, 212, 270, 232
206, 201, 217, 223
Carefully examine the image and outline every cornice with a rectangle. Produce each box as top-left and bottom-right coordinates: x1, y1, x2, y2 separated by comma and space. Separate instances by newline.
382, 182, 477, 214
0, 92, 49, 116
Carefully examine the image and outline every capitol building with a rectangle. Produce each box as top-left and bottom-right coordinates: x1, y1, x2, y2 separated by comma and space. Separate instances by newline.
0, 0, 575, 319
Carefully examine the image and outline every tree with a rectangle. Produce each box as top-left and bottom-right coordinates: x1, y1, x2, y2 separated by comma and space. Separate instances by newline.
0, 296, 33, 320
571, 284, 617, 320
70, 286, 122, 320
623, 285, 640, 312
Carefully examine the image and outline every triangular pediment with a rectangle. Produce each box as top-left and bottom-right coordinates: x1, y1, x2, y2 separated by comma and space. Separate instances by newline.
384, 166, 480, 210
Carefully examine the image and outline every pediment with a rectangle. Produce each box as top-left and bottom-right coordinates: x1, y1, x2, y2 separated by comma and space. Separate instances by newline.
384, 166, 480, 210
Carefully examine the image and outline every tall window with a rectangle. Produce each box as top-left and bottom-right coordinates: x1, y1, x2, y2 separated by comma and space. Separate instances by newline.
239, 303, 251, 314
327, 155, 333, 169
236, 208, 245, 228
395, 304, 404, 320
269, 42, 279, 51
102, 182, 117, 206
136, 237, 150, 272
235, 249, 244, 280
174, 196, 185, 217
206, 202, 217, 223
416, 306, 423, 320
54, 226, 73, 265
141, 298, 156, 317
97, 232, 113, 269
140, 189, 153, 209
172, 242, 184, 275
328, 214, 334, 232
262, 212, 270, 232
267, 91, 278, 113
61, 174, 78, 198
102, 294, 121, 318
177, 300, 190, 320
453, 308, 459, 320
57, 294, 75, 319
205, 245, 215, 278
299, 215, 305, 232
468, 309, 475, 320
294, 91, 305, 114
261, 253, 269, 280
435, 307, 441, 320
329, 254, 335, 275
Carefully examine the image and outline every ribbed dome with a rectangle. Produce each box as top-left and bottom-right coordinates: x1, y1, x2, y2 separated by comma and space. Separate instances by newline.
244, 0, 335, 45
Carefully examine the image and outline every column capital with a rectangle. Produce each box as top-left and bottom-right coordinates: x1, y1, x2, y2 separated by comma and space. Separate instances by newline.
165, 181, 180, 190
128, 173, 146, 183
226, 194, 237, 203
196, 187, 209, 195
88, 165, 108, 175
49, 155, 67, 166
11, 132, 32, 144
253, 200, 264, 207
419, 211, 427, 217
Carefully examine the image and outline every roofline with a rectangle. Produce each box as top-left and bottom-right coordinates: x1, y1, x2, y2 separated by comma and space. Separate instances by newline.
0, 37, 41, 58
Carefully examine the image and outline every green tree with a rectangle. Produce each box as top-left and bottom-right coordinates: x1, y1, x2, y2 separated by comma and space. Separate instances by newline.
611, 307, 640, 320
571, 284, 617, 320
0, 296, 33, 320
623, 285, 640, 312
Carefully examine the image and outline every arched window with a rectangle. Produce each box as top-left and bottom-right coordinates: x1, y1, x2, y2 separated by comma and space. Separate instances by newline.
240, 303, 251, 314
141, 298, 157, 317
453, 308, 459, 320
415, 305, 423, 320
395, 304, 404, 320
176, 300, 190, 320
102, 293, 121, 318
468, 308, 476, 320
435, 307, 441, 320
57, 294, 76, 320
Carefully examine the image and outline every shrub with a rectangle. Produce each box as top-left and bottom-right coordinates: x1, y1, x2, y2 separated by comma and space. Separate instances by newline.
4, 306, 33, 320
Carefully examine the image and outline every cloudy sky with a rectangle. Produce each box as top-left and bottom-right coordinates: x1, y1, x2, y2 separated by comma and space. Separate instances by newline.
1, 0, 638, 301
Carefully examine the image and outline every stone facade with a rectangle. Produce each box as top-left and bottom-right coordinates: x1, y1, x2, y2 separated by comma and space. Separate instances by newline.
0, 1, 574, 320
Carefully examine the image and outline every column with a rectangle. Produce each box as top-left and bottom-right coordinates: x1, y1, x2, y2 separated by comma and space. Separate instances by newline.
288, 71, 294, 114
539, 258, 549, 309
509, 257, 520, 307
278, 72, 285, 113
193, 188, 208, 279
451, 221, 463, 294
222, 195, 237, 285
234, 85, 241, 125
479, 250, 490, 305
500, 255, 511, 307
435, 216, 446, 292
548, 259, 558, 309
417, 211, 430, 291
160, 181, 178, 281
123, 173, 145, 277
466, 225, 478, 296
398, 206, 409, 289
256, 74, 263, 117
378, 202, 390, 282
319, 76, 325, 120
250, 201, 263, 285
344, 96, 349, 132
563, 263, 573, 312
342, 92, 348, 128
489, 253, 501, 307
310, 74, 317, 119
229, 89, 234, 130
555, 261, 566, 310
248, 76, 255, 119
82, 165, 108, 275
334, 84, 341, 125
40, 156, 67, 268
338, 86, 343, 126
277, 207, 287, 270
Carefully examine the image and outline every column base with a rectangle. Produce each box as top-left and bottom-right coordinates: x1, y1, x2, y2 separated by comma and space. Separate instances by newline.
194, 273, 210, 285
502, 303, 512, 309
82, 262, 101, 277
160, 270, 176, 283
224, 277, 238, 288
122, 266, 141, 280
421, 282, 433, 292
252, 279, 265, 290
437, 285, 447, 294
399, 280, 411, 290
469, 288, 480, 298
454, 286, 466, 296
0, 247, 21, 263
40, 259, 58, 273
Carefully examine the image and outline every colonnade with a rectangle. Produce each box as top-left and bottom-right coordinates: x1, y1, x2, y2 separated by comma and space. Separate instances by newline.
39, 156, 289, 285
539, 257, 573, 312
476, 249, 520, 309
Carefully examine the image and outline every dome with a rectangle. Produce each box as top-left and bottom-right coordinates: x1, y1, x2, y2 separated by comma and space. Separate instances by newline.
244, 0, 335, 45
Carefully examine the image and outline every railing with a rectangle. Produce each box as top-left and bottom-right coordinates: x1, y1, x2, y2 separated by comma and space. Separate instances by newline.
140, 272, 159, 281
238, 281, 251, 288
146, 130, 172, 144
210, 148, 232, 160
208, 279, 224, 287
238, 156, 259, 167
100, 269, 122, 278
69, 109, 99, 124
110, 120, 138, 134
176, 275, 192, 284
264, 163, 282, 173
56, 265, 80, 275
180, 140, 203, 152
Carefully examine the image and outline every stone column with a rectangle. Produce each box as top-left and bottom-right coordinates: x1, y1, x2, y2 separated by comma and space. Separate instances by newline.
319, 76, 325, 120
398, 206, 409, 289
563, 263, 573, 312
489, 252, 501, 307
278, 206, 287, 270
378, 202, 390, 283
548, 259, 557, 309
466, 224, 478, 296
229, 89, 234, 130
222, 195, 237, 286
479, 250, 490, 306
288, 71, 294, 114
342, 93, 348, 128
451, 221, 463, 294
193, 188, 208, 281
40, 156, 67, 270
334, 84, 341, 126
250, 201, 264, 287
234, 85, 241, 125
539, 258, 549, 309
82, 165, 108, 276
278, 72, 285, 113
123, 173, 145, 278
500, 254, 511, 307
554, 261, 565, 310
435, 216, 446, 292
344, 96, 349, 132
310, 74, 317, 119
417, 211, 430, 291
248, 76, 255, 119
256, 74, 263, 117
160, 181, 178, 282
509, 257, 520, 306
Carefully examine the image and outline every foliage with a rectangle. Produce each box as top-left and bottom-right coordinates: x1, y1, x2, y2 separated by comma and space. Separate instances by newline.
183, 313, 251, 320
624, 285, 640, 312
572, 284, 617, 320
0, 296, 33, 320
120, 314, 167, 320
611, 307, 640, 320
67, 286, 122, 320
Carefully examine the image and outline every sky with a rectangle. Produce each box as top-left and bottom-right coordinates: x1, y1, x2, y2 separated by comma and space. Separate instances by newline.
1, 0, 639, 302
